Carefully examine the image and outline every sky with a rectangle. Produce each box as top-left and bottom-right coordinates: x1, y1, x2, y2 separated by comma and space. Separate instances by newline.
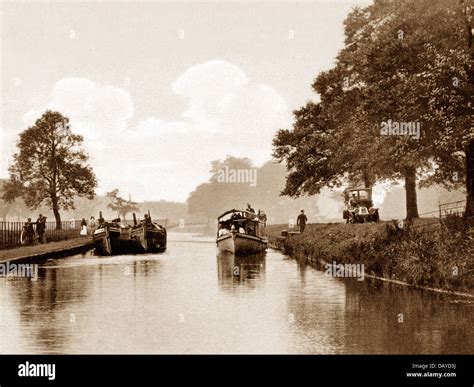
1, 0, 371, 202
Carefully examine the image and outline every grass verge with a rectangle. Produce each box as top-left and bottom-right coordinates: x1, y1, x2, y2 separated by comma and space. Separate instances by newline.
267, 217, 473, 294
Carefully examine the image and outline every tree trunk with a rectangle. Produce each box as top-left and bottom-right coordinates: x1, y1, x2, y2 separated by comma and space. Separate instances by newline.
52, 199, 62, 229
362, 170, 373, 188
465, 139, 474, 218
403, 166, 419, 221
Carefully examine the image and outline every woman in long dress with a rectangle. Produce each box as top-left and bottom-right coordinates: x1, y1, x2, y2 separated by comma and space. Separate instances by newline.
80, 218, 88, 236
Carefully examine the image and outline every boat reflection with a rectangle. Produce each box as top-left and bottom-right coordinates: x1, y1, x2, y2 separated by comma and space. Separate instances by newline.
217, 252, 266, 290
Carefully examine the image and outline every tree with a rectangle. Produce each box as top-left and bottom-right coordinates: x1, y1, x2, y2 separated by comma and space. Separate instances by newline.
460, 0, 474, 218
3, 111, 97, 228
273, 102, 346, 196
187, 156, 320, 224
106, 189, 139, 220
187, 156, 255, 220
274, 0, 471, 220
345, 0, 471, 219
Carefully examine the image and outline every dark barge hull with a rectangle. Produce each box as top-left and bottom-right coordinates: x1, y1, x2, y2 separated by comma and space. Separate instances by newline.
93, 223, 167, 256
144, 223, 167, 253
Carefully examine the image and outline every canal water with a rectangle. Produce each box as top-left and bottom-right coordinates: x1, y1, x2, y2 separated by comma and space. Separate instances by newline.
1, 232, 472, 354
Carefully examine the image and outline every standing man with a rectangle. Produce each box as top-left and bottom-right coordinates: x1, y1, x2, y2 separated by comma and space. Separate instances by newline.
24, 218, 35, 245
89, 216, 96, 235
36, 214, 46, 243
246, 203, 256, 219
297, 210, 308, 233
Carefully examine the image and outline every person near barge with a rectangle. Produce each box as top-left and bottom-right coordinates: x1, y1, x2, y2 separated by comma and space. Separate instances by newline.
89, 216, 96, 235
24, 218, 35, 245
297, 210, 308, 233
36, 214, 47, 243
80, 218, 88, 236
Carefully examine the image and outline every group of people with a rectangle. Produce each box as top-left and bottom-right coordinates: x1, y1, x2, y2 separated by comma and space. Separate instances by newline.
22, 214, 47, 245
82, 214, 152, 236
23, 214, 96, 245
80, 216, 101, 236
218, 204, 266, 237
218, 205, 308, 236
22, 213, 158, 245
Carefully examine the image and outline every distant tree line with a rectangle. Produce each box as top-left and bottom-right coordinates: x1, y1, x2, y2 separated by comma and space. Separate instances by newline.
187, 156, 319, 224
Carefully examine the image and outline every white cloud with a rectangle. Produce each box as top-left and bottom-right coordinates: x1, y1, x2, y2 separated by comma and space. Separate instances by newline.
23, 78, 134, 142
143, 60, 292, 164
15, 61, 292, 201
172, 60, 249, 128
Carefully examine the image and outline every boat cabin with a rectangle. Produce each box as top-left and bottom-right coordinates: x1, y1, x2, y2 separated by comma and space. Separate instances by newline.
217, 209, 266, 238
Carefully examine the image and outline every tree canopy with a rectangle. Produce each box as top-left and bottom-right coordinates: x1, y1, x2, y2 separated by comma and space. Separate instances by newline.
106, 189, 140, 220
274, 0, 472, 220
187, 156, 320, 224
3, 110, 97, 228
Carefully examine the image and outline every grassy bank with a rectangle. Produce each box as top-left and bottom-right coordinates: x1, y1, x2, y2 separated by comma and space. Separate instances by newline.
267, 218, 473, 294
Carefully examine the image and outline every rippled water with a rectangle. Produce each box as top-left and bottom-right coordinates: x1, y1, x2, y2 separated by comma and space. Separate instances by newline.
0, 232, 472, 354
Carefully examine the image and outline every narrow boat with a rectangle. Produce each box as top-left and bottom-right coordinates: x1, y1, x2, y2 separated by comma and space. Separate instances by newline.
93, 211, 167, 256
139, 211, 167, 253
216, 209, 268, 254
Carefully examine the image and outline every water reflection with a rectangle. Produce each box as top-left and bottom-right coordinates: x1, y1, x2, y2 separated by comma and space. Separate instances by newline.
341, 279, 474, 354
217, 252, 266, 290
1, 252, 94, 353
0, 233, 472, 354
285, 259, 474, 354
284, 259, 347, 354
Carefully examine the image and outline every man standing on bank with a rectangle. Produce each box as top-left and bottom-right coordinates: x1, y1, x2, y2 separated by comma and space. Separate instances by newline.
297, 210, 308, 233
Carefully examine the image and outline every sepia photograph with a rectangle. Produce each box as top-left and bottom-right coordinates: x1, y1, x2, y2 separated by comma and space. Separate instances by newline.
0, 0, 473, 384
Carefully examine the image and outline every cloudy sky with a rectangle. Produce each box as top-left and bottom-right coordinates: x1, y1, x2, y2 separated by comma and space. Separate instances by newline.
1, 0, 370, 202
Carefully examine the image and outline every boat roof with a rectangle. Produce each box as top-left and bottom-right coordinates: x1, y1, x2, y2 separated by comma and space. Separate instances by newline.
217, 209, 259, 221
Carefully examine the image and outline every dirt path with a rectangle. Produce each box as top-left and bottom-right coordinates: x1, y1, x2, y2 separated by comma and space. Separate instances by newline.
0, 237, 94, 263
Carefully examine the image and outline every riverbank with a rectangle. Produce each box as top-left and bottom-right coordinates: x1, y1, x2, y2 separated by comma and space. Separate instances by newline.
0, 236, 94, 264
267, 218, 473, 295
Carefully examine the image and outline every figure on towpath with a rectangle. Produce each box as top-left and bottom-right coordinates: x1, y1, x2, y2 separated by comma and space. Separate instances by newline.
297, 210, 308, 233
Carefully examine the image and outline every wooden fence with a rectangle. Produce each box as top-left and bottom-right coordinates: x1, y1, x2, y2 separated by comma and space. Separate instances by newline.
0, 220, 81, 249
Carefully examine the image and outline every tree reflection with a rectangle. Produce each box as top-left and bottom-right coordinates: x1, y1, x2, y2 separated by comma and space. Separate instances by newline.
342, 280, 474, 354
5, 252, 94, 353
